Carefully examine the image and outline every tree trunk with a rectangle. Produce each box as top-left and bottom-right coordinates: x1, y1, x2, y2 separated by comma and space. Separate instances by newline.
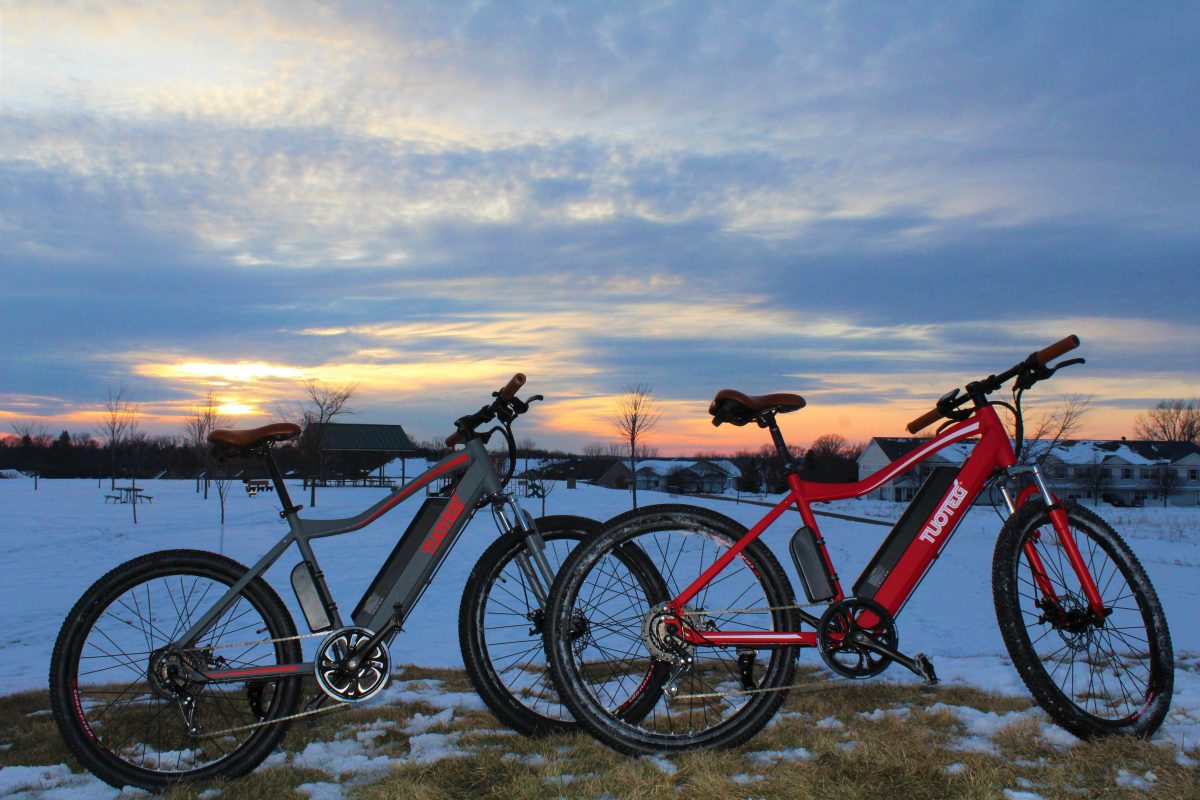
629, 446, 638, 510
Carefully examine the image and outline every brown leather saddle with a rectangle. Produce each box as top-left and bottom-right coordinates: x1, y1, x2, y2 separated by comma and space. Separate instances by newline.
208, 423, 301, 455
708, 389, 806, 427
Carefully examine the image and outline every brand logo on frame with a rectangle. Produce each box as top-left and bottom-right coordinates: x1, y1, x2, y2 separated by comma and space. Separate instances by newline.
421, 496, 466, 555
917, 479, 969, 545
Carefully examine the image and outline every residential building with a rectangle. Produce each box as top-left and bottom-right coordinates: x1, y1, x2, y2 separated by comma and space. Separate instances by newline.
596, 458, 742, 494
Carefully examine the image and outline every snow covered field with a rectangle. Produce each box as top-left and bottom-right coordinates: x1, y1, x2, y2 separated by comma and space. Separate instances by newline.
0, 474, 1197, 795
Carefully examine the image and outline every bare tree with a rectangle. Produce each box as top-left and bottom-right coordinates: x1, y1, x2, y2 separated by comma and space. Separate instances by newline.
1148, 464, 1179, 507
296, 380, 358, 507
532, 476, 556, 515
1021, 394, 1092, 465
609, 383, 661, 510
1077, 455, 1111, 506
808, 433, 851, 459
183, 390, 229, 498
95, 387, 139, 490
1134, 399, 1200, 444
9, 421, 50, 489
581, 443, 607, 459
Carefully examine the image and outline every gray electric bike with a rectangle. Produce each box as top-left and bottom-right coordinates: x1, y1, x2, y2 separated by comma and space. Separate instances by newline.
49, 375, 639, 791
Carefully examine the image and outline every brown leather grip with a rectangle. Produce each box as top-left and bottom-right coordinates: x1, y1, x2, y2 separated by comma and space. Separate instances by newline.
445, 431, 463, 448
906, 406, 944, 435
499, 373, 527, 400
1035, 335, 1080, 366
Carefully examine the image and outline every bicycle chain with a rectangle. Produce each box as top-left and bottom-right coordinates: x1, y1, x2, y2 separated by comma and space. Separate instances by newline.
669, 675, 854, 702
200, 700, 348, 739
181, 629, 330, 653
180, 630, 349, 739
192, 603, 848, 736
659, 600, 892, 703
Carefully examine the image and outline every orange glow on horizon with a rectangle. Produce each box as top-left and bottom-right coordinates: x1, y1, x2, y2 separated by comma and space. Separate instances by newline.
536, 395, 1158, 455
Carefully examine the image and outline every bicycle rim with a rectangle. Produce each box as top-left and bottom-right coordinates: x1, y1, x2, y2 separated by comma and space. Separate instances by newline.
1005, 509, 1169, 729
477, 533, 582, 726
551, 507, 797, 750
55, 556, 299, 784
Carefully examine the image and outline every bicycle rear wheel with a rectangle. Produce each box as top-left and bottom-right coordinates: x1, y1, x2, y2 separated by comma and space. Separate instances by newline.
49, 550, 302, 791
992, 502, 1173, 738
459, 515, 596, 735
544, 505, 799, 754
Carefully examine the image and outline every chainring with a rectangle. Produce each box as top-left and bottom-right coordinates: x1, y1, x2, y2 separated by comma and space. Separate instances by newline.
313, 626, 391, 703
817, 597, 899, 679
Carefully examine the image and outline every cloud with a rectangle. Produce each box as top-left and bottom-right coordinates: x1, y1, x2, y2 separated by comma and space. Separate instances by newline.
1, 2, 1197, 448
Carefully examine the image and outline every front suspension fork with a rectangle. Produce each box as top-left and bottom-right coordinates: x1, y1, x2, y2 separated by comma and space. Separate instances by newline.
1001, 465, 1107, 617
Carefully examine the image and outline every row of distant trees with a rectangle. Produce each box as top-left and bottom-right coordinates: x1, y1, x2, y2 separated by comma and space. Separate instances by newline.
4, 386, 1197, 503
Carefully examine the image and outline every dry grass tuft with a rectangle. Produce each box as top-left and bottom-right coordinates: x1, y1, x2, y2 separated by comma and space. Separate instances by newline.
5, 664, 1197, 800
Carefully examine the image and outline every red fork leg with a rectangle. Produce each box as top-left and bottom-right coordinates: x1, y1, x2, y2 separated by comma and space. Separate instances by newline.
1022, 534, 1061, 603
1047, 505, 1106, 613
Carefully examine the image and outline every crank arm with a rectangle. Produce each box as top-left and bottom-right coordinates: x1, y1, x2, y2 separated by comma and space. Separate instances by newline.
850, 633, 938, 685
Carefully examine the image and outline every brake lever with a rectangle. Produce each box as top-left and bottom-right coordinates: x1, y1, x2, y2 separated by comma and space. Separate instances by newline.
1015, 357, 1086, 390
1050, 357, 1086, 372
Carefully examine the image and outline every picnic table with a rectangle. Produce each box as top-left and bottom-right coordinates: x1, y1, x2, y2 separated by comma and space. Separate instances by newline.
105, 486, 153, 504
243, 478, 272, 496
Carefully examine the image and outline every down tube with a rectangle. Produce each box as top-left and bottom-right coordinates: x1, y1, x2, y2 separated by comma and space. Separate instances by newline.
868, 438, 1005, 617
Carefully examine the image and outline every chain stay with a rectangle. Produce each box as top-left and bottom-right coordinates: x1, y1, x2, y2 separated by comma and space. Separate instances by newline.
663, 600, 920, 703
181, 630, 346, 739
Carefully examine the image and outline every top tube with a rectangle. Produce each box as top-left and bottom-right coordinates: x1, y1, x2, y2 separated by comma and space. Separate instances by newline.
798, 407, 1011, 504
292, 447, 481, 539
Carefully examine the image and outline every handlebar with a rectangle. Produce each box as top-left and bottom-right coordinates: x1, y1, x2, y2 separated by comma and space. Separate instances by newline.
445, 373, 532, 447
906, 335, 1081, 434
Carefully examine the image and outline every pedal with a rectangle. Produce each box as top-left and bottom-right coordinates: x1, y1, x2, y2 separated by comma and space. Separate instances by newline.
850, 632, 938, 685
913, 653, 939, 686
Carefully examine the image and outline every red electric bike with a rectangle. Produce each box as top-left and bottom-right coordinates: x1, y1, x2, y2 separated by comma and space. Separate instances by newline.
543, 336, 1174, 753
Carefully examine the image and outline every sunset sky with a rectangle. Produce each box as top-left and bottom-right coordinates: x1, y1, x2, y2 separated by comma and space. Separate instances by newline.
2, 2, 1197, 453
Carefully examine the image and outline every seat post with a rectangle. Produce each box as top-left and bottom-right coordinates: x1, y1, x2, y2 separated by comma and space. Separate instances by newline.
263, 447, 301, 516
761, 412, 801, 472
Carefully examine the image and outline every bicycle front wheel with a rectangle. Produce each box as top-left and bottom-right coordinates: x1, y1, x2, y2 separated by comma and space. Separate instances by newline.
544, 505, 799, 754
459, 515, 598, 735
992, 502, 1173, 738
49, 550, 303, 791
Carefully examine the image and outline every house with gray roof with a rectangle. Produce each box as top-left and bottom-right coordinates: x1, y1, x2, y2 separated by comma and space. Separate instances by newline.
597, 458, 742, 494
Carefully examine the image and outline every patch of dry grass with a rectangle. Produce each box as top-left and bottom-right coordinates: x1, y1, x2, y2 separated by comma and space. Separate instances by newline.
4, 663, 1196, 799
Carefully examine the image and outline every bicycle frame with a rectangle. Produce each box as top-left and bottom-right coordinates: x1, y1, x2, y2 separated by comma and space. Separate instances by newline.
667, 403, 1107, 649
176, 437, 548, 683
